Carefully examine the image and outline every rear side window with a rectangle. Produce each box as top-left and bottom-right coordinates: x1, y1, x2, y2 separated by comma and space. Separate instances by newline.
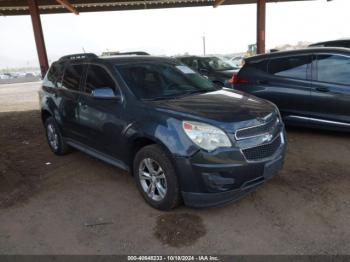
84, 65, 117, 95
43, 62, 64, 88
317, 54, 350, 85
62, 64, 85, 92
268, 55, 311, 80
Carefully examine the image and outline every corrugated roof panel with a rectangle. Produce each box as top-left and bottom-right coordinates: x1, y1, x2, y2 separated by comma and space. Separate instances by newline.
0, 0, 313, 16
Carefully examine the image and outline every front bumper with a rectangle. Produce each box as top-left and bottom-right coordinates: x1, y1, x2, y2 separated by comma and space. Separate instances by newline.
181, 155, 284, 207
173, 132, 286, 208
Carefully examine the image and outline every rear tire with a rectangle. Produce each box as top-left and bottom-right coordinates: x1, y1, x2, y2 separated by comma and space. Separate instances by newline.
133, 145, 181, 210
44, 117, 70, 155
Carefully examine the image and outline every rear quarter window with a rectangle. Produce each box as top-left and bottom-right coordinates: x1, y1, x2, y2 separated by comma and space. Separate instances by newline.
43, 62, 64, 88
268, 55, 311, 80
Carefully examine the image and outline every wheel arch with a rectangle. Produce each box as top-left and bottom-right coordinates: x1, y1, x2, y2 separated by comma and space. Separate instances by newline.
41, 109, 52, 124
127, 135, 174, 175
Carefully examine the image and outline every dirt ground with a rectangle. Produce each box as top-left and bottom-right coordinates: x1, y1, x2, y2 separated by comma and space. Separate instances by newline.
0, 82, 350, 254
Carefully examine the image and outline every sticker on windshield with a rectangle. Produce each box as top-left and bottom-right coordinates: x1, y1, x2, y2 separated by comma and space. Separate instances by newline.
176, 65, 196, 74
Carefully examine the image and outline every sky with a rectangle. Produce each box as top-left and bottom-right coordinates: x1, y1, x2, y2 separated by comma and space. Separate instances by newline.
0, 0, 350, 68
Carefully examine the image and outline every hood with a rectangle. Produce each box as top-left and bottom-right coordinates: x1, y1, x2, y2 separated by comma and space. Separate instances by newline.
150, 89, 277, 130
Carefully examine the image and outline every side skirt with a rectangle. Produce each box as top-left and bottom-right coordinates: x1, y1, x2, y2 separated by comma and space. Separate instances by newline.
65, 138, 130, 172
285, 115, 350, 127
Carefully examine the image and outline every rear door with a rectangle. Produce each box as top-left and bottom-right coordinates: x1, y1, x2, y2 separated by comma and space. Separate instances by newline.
59, 63, 86, 141
310, 53, 350, 125
240, 55, 313, 118
41, 61, 65, 118
78, 63, 125, 157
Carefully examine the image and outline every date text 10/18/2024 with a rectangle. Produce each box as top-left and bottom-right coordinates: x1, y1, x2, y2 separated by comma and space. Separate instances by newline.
127, 256, 220, 261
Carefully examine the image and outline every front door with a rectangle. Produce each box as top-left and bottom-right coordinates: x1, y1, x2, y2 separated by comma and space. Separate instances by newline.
78, 63, 125, 158
255, 55, 313, 119
310, 53, 350, 125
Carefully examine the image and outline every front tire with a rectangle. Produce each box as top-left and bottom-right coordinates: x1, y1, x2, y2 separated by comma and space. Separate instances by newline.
133, 145, 181, 210
44, 117, 70, 155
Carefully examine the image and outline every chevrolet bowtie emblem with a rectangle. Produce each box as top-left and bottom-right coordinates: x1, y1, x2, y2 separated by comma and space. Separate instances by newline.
262, 134, 273, 143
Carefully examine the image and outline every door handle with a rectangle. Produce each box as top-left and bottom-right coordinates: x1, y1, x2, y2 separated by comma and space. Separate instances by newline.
257, 80, 269, 85
316, 87, 329, 92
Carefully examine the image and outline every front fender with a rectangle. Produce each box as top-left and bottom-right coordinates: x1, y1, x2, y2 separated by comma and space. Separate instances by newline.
123, 117, 199, 157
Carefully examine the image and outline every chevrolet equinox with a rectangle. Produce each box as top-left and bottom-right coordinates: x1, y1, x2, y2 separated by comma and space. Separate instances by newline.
39, 53, 286, 210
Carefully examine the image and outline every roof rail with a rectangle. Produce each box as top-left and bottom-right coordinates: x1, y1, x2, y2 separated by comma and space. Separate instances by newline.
119, 51, 150, 56
59, 53, 98, 61
101, 51, 150, 56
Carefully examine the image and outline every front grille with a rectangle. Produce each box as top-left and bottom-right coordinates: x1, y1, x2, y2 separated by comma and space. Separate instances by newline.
235, 117, 279, 140
242, 135, 282, 161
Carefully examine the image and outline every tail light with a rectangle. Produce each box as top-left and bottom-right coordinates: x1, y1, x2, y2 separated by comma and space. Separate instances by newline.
228, 73, 249, 85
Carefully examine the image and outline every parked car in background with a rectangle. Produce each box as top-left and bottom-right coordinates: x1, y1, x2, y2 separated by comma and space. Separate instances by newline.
25, 72, 35, 77
0, 73, 11, 80
225, 55, 245, 68
221, 56, 244, 69
234, 47, 350, 131
40, 53, 286, 210
309, 39, 350, 48
177, 55, 239, 87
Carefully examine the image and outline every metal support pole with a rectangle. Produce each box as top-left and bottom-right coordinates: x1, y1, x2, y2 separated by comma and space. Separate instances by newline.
257, 0, 266, 54
28, 0, 49, 77
202, 34, 206, 56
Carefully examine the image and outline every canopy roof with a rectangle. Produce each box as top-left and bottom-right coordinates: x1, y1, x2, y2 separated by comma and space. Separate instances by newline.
0, 0, 312, 16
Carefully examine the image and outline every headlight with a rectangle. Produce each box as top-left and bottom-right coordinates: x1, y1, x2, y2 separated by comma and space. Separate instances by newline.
182, 121, 232, 151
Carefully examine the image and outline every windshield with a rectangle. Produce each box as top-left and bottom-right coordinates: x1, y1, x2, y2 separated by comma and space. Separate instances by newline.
115, 62, 219, 100
201, 57, 236, 71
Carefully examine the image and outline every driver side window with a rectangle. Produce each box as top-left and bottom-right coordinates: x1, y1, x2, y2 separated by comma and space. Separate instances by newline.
316, 54, 350, 85
85, 65, 118, 95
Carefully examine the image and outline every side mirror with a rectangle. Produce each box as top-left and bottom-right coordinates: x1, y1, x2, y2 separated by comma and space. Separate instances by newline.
92, 87, 121, 101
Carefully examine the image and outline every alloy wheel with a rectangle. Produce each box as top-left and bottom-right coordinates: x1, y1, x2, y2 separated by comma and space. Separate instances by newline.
139, 158, 167, 202
47, 123, 59, 151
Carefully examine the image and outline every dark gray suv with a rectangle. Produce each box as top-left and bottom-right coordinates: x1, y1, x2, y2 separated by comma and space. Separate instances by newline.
40, 53, 286, 210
